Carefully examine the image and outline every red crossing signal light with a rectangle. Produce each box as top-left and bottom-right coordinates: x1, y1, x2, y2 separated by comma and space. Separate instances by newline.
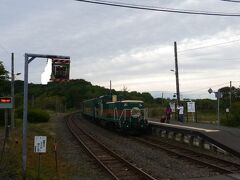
0, 97, 12, 103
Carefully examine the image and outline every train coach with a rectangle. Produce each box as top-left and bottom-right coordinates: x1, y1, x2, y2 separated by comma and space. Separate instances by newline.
81, 95, 149, 133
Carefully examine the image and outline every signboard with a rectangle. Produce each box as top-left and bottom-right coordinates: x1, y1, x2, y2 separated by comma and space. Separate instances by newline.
169, 102, 175, 112
51, 59, 70, 82
0, 97, 13, 109
112, 95, 117, 102
34, 136, 47, 153
187, 102, 195, 113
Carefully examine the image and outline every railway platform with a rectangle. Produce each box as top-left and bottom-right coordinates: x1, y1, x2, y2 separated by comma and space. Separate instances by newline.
189, 173, 240, 180
148, 118, 240, 158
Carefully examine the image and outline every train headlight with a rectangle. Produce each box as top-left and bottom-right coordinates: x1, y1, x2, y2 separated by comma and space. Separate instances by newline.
131, 107, 141, 118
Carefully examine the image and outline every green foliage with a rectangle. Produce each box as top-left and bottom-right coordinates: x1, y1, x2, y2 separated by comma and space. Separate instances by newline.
0, 110, 4, 126
28, 109, 50, 123
221, 102, 240, 127
0, 61, 9, 80
15, 107, 23, 119
195, 99, 216, 112
15, 107, 50, 123
10, 78, 240, 127
148, 107, 165, 117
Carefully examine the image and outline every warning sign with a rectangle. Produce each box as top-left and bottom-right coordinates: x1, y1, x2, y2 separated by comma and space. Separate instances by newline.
34, 136, 47, 153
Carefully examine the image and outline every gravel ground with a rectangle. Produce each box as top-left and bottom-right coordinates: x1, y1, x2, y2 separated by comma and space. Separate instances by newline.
54, 113, 112, 179
73, 113, 223, 180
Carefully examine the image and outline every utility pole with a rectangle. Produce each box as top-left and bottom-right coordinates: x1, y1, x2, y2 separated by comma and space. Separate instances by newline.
161, 92, 163, 105
174, 42, 180, 105
110, 80, 112, 95
230, 81, 232, 109
11, 52, 15, 128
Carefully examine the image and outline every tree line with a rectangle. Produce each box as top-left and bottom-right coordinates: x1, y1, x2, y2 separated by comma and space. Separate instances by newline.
0, 61, 239, 126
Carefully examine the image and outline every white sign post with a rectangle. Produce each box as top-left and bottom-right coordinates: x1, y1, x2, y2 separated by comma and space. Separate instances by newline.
187, 102, 196, 122
187, 102, 195, 113
170, 102, 175, 112
34, 136, 47, 179
34, 136, 47, 153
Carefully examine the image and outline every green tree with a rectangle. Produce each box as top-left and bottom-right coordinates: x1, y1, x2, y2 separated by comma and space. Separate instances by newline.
0, 61, 9, 80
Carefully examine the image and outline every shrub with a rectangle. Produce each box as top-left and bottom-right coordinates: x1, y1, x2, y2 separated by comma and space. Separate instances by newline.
15, 107, 50, 123
15, 107, 23, 119
149, 107, 164, 117
221, 102, 240, 127
0, 110, 4, 126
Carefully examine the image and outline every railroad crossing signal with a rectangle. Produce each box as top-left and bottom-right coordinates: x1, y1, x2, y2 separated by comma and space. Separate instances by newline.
0, 97, 13, 109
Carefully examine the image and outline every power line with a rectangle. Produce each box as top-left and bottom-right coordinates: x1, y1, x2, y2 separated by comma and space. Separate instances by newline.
0, 43, 10, 56
75, 0, 240, 17
221, 0, 240, 3
181, 82, 229, 94
178, 38, 240, 53
177, 56, 240, 62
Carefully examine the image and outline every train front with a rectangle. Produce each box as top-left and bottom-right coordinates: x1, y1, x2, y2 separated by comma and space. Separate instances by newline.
119, 100, 148, 133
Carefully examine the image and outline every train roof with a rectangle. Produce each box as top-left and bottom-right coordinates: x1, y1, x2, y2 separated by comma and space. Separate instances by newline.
106, 100, 144, 104
121, 100, 143, 103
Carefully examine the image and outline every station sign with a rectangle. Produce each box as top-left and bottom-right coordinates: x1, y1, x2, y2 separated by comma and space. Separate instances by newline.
51, 59, 70, 82
169, 102, 175, 112
0, 97, 13, 109
34, 136, 47, 153
187, 102, 195, 113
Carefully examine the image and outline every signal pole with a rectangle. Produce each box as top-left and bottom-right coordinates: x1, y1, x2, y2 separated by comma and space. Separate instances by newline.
22, 53, 70, 180
230, 81, 232, 109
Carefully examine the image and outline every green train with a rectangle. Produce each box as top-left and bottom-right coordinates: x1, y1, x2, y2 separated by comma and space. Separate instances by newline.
81, 95, 149, 133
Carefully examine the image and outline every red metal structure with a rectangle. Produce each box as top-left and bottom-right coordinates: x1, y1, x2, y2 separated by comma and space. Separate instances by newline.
51, 59, 70, 82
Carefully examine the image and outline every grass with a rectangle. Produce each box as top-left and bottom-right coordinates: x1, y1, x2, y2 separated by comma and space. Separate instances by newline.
0, 113, 76, 179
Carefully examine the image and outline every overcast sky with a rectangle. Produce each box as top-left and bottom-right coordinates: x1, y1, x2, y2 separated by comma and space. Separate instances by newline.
1, 0, 240, 99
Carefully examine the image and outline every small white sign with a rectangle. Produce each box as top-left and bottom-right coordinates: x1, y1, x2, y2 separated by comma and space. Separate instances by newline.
170, 103, 175, 112
187, 102, 195, 113
34, 136, 47, 153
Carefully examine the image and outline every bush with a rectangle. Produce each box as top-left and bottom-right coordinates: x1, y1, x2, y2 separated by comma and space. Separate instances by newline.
15, 107, 23, 119
28, 109, 50, 123
221, 102, 240, 127
0, 110, 4, 126
149, 107, 164, 117
15, 107, 50, 123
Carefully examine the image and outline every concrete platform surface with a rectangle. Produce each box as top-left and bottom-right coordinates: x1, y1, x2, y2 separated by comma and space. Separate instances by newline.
149, 118, 240, 157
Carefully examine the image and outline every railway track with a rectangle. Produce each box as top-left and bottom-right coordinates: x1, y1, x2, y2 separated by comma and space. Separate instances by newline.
134, 136, 240, 174
66, 115, 156, 180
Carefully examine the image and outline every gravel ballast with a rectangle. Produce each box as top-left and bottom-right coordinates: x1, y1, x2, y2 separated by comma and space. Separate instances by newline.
73, 114, 223, 179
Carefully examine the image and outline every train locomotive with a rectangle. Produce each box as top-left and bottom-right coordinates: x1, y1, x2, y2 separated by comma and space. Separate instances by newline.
81, 95, 148, 133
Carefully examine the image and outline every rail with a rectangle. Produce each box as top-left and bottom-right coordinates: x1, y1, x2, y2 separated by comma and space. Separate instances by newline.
134, 136, 240, 174
66, 114, 156, 180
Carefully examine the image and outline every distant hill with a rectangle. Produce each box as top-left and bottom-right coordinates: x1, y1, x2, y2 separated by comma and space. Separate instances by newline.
1, 79, 155, 110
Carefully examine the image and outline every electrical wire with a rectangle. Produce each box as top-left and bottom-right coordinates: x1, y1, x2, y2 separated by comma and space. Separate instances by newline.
178, 38, 240, 53
75, 0, 240, 17
181, 82, 230, 94
221, 0, 240, 3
